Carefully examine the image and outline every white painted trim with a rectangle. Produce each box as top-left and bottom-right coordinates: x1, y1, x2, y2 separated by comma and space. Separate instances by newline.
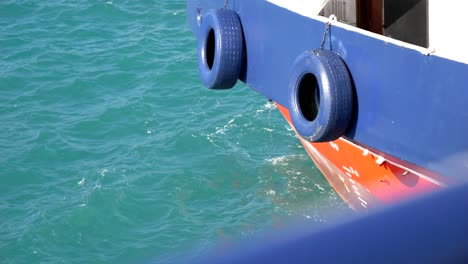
266, 0, 468, 64
428, 0, 468, 65
266, 0, 329, 17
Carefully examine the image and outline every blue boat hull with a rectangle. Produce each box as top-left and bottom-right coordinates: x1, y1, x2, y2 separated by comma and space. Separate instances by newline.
187, 0, 468, 201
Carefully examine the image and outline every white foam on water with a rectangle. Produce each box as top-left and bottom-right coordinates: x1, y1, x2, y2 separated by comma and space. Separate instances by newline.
267, 154, 304, 166
99, 168, 108, 177
214, 115, 241, 134
77, 178, 85, 186
264, 101, 276, 110
267, 156, 289, 166
314, 183, 326, 192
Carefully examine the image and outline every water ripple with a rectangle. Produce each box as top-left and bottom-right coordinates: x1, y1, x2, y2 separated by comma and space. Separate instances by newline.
0, 1, 349, 263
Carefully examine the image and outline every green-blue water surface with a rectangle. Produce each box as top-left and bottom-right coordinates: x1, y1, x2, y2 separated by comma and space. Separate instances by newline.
0, 1, 349, 263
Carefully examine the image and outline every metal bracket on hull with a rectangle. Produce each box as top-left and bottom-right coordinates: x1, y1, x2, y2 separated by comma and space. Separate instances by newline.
375, 156, 386, 165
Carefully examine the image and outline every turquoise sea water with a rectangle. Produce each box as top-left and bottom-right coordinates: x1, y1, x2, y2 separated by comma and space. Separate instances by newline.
1, 1, 349, 263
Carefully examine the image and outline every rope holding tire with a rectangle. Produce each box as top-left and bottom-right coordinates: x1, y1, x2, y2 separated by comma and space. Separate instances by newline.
289, 49, 354, 142
197, 9, 244, 89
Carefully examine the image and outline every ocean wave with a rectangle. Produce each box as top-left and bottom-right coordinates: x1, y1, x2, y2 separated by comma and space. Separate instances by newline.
0, 1, 345, 263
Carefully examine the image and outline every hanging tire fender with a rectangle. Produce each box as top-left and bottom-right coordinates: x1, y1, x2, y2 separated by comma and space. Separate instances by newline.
197, 9, 244, 89
289, 50, 354, 142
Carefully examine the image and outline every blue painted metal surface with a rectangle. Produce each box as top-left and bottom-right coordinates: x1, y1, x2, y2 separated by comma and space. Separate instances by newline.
187, 0, 468, 180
